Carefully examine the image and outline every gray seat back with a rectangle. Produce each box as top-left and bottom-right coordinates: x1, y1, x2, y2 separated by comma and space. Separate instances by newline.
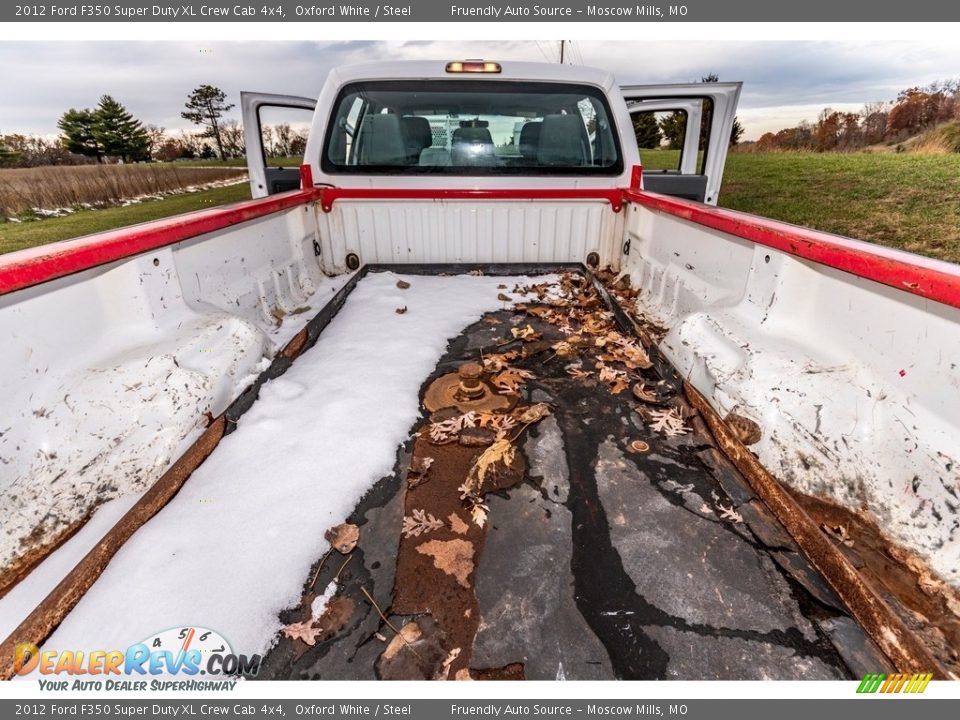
401, 116, 433, 162
537, 115, 587, 166
518, 122, 542, 160
358, 114, 407, 166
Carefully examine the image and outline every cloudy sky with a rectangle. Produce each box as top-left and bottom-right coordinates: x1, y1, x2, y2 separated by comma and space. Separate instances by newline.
2, 39, 959, 140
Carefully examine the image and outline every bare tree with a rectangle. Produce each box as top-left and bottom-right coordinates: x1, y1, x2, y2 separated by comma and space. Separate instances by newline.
219, 119, 245, 158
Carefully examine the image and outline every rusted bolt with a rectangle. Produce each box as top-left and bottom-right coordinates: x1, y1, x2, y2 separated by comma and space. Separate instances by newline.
457, 363, 485, 399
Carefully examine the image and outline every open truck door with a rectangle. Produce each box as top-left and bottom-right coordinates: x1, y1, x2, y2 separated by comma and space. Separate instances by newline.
241, 92, 316, 199
620, 82, 741, 205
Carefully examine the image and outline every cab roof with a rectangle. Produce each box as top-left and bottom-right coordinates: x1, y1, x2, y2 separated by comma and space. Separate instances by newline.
326, 60, 618, 93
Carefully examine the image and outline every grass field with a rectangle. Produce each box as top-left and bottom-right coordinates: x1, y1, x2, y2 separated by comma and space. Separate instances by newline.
170, 156, 304, 168
0, 164, 247, 219
0, 183, 251, 255
1, 152, 959, 264
718, 152, 960, 263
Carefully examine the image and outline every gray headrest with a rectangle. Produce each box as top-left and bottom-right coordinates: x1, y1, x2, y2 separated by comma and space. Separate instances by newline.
358, 114, 407, 166
401, 116, 433, 153
537, 114, 587, 166
518, 122, 542, 159
451, 126, 496, 165
452, 126, 494, 146
419, 147, 451, 166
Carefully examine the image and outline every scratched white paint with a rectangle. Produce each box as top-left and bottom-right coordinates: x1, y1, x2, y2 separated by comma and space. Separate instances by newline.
621, 203, 960, 588
0, 204, 348, 576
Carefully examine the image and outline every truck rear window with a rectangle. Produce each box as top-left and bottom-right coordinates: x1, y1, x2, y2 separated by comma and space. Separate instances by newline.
322, 80, 623, 176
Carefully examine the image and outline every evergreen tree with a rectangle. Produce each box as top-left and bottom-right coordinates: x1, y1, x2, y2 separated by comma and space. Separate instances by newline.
181, 85, 234, 160
702, 74, 746, 146
730, 117, 745, 146
658, 111, 687, 149
93, 95, 150, 161
58, 108, 104, 162
631, 112, 661, 149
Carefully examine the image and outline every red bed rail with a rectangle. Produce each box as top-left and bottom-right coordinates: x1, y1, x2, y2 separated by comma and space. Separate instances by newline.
315, 186, 625, 213
624, 188, 960, 311
0, 189, 322, 297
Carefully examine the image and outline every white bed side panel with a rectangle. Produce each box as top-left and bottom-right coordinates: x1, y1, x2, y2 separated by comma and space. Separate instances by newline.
621, 203, 960, 588
0, 205, 327, 574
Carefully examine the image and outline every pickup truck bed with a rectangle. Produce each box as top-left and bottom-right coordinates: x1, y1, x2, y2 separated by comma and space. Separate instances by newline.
3, 264, 957, 680
254, 270, 889, 680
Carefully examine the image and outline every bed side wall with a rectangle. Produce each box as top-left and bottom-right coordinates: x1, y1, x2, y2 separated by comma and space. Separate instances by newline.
621, 202, 960, 587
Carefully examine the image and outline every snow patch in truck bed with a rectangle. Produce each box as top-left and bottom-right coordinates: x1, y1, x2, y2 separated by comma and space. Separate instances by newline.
37, 271, 550, 657
0, 493, 145, 642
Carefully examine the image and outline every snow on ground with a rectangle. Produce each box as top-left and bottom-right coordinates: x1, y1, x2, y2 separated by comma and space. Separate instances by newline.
0, 493, 144, 641
38, 271, 549, 656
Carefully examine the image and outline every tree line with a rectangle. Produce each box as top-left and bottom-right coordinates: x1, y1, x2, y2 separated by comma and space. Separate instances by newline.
0, 84, 308, 168
753, 79, 960, 152
630, 74, 746, 152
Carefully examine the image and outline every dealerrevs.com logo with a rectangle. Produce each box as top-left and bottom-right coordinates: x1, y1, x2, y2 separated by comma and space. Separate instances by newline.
14, 627, 261, 691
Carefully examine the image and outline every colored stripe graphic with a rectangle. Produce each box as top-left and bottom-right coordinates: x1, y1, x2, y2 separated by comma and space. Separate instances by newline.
857, 672, 932, 694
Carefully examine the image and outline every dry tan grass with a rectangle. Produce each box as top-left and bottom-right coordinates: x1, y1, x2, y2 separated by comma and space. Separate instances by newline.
0, 164, 247, 218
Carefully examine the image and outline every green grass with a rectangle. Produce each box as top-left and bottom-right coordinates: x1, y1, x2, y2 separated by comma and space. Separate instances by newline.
0, 183, 251, 255
170, 156, 303, 168
718, 152, 960, 264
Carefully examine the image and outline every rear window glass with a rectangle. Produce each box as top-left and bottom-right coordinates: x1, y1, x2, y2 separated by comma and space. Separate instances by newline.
322, 80, 623, 176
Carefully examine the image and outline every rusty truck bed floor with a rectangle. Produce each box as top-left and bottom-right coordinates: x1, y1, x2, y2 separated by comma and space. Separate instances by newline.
255, 272, 899, 681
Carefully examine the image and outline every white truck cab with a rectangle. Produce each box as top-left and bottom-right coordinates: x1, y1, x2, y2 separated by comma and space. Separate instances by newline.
241, 60, 740, 204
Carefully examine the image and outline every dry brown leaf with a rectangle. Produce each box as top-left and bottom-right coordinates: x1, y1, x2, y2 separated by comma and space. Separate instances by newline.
402, 509, 445, 538
648, 407, 689, 437
454, 669, 474, 681
325, 523, 359, 554
717, 503, 744, 523
434, 648, 462, 681
396, 279, 411, 289
448, 513, 470, 535
382, 622, 422, 661
632, 383, 659, 403
481, 351, 519, 372
822, 523, 854, 547
416, 539, 475, 587
428, 412, 477, 443
476, 412, 518, 436
281, 619, 322, 645
510, 324, 541, 342
551, 340, 576, 357
395, 306, 407, 315
407, 456, 435, 489
497, 293, 511, 302
516, 402, 552, 424
490, 368, 535, 394
566, 367, 591, 379
524, 305, 555, 319
411, 456, 434, 474
315, 596, 354, 639
469, 502, 489, 528
468, 438, 516, 489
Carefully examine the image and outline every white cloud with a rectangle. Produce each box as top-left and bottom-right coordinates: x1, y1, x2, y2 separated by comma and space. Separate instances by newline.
1, 40, 959, 140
